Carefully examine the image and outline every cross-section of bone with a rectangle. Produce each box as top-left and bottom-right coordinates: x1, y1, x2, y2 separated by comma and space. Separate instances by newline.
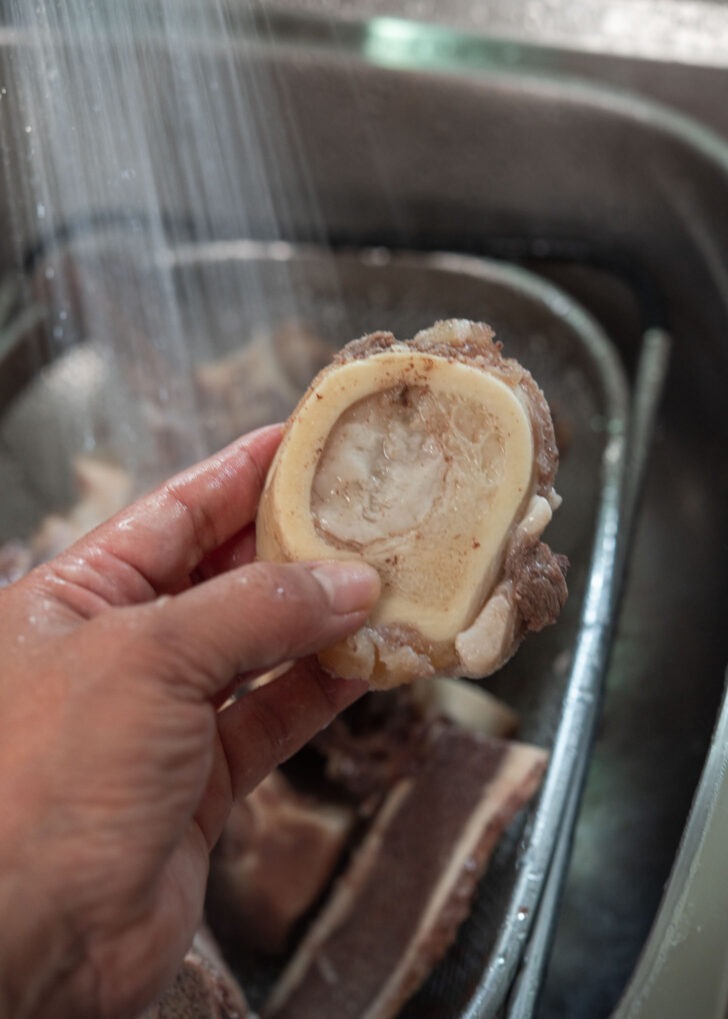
256, 320, 568, 688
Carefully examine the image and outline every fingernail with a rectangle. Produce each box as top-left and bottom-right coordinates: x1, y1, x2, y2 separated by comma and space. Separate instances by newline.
310, 562, 381, 615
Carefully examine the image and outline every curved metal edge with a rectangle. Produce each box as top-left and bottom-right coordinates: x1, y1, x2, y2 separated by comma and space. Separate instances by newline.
19, 6, 728, 184
250, 9, 728, 184
465, 428, 627, 1018
504, 327, 673, 1019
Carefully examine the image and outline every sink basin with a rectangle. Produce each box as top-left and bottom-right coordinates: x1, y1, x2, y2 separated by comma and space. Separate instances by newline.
0, 9, 727, 1018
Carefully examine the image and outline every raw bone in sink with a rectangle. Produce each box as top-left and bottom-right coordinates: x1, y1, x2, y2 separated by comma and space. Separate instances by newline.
264, 721, 548, 1019
256, 320, 568, 688
209, 770, 355, 955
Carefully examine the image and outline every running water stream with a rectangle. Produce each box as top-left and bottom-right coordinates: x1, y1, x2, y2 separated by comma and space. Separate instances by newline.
0, 0, 328, 493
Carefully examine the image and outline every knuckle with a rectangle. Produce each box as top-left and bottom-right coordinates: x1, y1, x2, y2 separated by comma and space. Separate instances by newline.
137, 599, 178, 647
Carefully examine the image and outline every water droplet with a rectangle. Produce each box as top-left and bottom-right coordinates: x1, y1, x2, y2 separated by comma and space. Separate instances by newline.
24, 124, 32, 133
36, 202, 46, 218
44, 266, 55, 280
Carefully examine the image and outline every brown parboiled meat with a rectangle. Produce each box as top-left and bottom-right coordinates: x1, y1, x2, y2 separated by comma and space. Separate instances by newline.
256, 320, 567, 689
263, 723, 548, 1019
208, 770, 355, 955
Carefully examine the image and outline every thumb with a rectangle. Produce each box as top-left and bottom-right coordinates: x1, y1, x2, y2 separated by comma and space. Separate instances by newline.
122, 559, 380, 700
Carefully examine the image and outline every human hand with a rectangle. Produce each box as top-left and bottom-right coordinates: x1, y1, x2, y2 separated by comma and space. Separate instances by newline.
0, 424, 380, 1019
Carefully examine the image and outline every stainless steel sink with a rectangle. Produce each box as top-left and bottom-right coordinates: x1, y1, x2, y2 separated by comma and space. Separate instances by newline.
0, 9, 727, 1018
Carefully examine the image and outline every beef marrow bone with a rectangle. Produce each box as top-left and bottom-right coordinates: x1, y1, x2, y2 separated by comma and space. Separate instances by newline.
256, 320, 567, 688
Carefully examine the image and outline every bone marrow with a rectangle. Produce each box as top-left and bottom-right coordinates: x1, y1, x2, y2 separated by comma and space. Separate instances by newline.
256, 320, 568, 688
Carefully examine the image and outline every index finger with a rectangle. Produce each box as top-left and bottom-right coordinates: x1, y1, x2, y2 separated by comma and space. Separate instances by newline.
54, 424, 283, 604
